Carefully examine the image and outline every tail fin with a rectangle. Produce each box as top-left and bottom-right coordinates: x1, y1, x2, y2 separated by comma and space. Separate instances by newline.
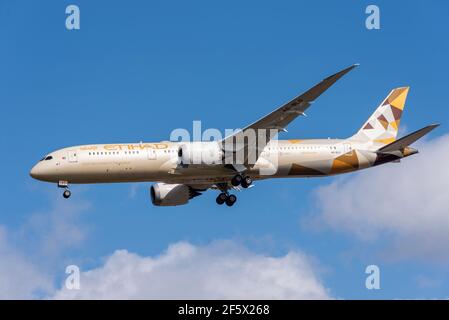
350, 87, 409, 147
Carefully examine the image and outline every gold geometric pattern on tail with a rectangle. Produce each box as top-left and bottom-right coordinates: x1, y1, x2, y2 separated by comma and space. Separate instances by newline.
386, 87, 408, 110
351, 87, 409, 146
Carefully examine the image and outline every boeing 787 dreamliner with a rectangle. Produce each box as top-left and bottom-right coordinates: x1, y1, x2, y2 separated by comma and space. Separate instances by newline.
30, 65, 438, 206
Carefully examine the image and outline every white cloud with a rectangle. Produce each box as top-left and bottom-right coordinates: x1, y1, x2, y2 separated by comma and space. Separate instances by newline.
308, 134, 449, 262
17, 197, 90, 258
1, 189, 330, 299
52, 240, 331, 299
0, 195, 91, 299
0, 226, 52, 299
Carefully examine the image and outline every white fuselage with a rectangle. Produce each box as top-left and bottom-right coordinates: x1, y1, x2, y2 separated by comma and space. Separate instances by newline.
29, 139, 383, 186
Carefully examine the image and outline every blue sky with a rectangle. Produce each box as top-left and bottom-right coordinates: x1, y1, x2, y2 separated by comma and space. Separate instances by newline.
1, 0, 449, 299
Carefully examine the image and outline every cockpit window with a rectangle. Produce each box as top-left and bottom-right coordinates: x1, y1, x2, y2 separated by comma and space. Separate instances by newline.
40, 155, 53, 161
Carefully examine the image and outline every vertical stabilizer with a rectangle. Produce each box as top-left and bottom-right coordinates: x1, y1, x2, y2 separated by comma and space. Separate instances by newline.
350, 87, 409, 147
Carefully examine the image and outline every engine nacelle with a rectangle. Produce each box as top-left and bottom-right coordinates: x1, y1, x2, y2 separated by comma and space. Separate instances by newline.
150, 183, 190, 206
178, 142, 223, 165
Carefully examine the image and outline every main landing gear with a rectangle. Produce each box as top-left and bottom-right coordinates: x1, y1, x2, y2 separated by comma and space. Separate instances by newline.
58, 181, 71, 199
230, 174, 252, 188
216, 174, 252, 206
216, 192, 237, 207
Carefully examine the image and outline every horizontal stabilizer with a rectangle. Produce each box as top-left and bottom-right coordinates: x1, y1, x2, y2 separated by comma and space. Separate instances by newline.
377, 124, 439, 153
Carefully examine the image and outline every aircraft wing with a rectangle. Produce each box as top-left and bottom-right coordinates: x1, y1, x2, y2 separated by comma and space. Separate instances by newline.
220, 64, 359, 168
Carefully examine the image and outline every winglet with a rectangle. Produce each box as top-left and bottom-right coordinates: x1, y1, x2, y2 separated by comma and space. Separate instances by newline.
303, 64, 359, 101
322, 64, 359, 82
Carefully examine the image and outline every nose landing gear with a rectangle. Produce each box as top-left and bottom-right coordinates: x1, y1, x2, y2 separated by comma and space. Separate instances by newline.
58, 181, 71, 199
63, 189, 71, 199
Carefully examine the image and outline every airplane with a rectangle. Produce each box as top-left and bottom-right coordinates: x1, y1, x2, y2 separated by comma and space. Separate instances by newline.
30, 64, 439, 207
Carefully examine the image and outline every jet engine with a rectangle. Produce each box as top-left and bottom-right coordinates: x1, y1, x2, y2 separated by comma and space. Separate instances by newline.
177, 142, 223, 165
150, 183, 192, 206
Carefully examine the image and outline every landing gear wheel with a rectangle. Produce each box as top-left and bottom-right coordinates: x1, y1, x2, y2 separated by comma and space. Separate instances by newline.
216, 193, 227, 205
231, 175, 242, 186
225, 194, 237, 207
63, 189, 71, 199
241, 176, 252, 188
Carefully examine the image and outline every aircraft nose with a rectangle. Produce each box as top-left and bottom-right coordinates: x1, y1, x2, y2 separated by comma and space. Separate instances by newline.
30, 163, 42, 180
